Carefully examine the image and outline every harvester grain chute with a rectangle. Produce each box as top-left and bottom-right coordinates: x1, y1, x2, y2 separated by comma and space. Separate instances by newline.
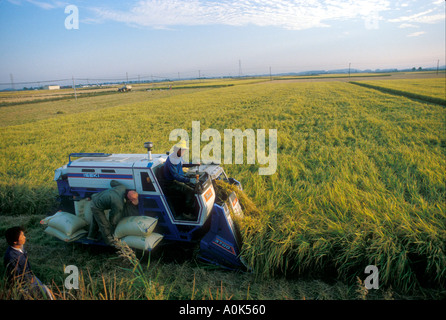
47, 141, 248, 270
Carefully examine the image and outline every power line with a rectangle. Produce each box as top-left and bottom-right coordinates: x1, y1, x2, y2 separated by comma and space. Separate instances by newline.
1, 60, 443, 88
0, 78, 71, 86
0, 74, 168, 86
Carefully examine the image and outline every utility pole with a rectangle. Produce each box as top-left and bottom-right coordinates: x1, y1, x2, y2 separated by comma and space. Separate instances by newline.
9, 73, 14, 90
269, 66, 272, 81
238, 60, 242, 78
72, 76, 77, 101
348, 62, 351, 79
126, 72, 128, 83
437, 59, 439, 75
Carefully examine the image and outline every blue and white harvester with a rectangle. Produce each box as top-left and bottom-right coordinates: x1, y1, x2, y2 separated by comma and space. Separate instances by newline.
52, 142, 247, 269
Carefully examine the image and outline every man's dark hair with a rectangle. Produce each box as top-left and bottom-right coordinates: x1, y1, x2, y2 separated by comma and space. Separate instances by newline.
5, 226, 25, 246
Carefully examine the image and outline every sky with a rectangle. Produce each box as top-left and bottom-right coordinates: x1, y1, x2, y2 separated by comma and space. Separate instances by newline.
0, 0, 444, 87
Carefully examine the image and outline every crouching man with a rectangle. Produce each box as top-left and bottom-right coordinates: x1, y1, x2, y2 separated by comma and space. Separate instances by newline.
87, 180, 139, 245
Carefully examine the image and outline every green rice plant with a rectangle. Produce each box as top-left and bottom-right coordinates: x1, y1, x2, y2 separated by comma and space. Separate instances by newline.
351, 77, 446, 101
113, 238, 165, 300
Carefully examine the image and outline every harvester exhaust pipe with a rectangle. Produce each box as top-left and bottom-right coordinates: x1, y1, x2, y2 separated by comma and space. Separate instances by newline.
144, 141, 153, 161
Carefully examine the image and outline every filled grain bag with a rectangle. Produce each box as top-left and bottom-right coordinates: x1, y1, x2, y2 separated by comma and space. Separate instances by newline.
44, 226, 87, 242
40, 211, 88, 236
40, 211, 64, 225
114, 216, 158, 239
121, 233, 163, 251
74, 199, 110, 225
74, 199, 93, 224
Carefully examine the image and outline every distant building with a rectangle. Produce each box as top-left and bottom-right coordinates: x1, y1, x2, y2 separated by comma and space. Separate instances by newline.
44, 85, 60, 90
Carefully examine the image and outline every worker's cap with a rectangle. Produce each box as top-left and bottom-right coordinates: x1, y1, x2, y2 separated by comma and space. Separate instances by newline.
127, 191, 139, 205
170, 139, 189, 155
173, 140, 188, 150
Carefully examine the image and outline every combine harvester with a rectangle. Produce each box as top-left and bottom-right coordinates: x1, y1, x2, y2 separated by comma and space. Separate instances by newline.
46, 142, 247, 270
117, 84, 132, 92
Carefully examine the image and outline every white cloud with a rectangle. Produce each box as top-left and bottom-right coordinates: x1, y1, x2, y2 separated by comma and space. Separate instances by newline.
8, 0, 67, 10
91, 0, 391, 30
7, 0, 23, 5
398, 23, 418, 28
389, 9, 445, 24
27, 0, 56, 10
407, 31, 425, 37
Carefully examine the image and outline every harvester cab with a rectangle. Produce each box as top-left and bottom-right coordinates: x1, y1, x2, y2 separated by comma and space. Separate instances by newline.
51, 142, 247, 270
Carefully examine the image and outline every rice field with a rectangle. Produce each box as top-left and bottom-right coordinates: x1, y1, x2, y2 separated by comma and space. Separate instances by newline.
0, 73, 445, 297
354, 77, 445, 100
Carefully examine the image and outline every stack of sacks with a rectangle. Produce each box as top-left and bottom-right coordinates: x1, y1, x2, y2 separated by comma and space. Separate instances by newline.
41, 211, 88, 242
114, 216, 163, 251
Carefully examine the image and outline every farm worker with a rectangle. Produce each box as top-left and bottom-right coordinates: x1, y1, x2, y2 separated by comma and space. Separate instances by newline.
159, 140, 199, 220
87, 180, 139, 245
3, 226, 55, 300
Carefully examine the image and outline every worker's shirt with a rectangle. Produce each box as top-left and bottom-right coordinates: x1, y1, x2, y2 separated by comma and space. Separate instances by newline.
91, 180, 127, 217
163, 155, 190, 184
